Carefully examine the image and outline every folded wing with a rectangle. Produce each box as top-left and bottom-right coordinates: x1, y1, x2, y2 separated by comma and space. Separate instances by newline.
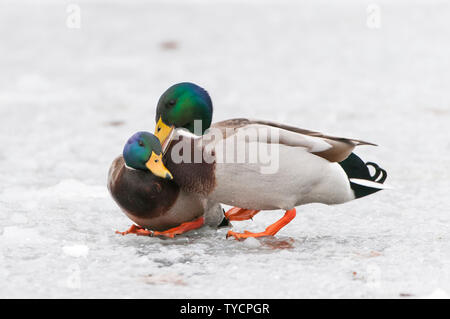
212, 118, 377, 162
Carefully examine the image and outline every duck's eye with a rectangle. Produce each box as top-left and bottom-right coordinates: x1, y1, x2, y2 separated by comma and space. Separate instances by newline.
167, 99, 176, 107
157, 127, 161, 132
154, 159, 159, 163
138, 140, 144, 147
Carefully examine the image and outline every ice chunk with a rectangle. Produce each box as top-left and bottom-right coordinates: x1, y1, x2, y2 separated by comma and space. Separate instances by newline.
243, 237, 261, 248
62, 245, 90, 258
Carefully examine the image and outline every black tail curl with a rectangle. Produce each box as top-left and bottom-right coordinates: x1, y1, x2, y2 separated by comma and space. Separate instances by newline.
365, 162, 387, 184
338, 153, 388, 199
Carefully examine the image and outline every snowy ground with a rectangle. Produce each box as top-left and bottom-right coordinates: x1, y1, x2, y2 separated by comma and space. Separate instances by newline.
1, 0, 450, 298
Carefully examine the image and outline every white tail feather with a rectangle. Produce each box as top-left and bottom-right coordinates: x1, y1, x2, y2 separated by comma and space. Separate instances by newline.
349, 178, 393, 190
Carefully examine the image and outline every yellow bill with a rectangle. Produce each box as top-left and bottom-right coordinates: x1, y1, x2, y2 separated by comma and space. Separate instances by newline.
155, 117, 175, 154
145, 151, 173, 180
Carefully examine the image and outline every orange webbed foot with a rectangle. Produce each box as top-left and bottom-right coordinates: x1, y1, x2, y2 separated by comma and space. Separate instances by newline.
116, 217, 205, 238
152, 216, 205, 238
226, 208, 296, 241
224, 207, 261, 221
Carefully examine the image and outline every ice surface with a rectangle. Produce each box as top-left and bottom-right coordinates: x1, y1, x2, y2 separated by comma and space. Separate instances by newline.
1, 0, 450, 298
62, 245, 90, 258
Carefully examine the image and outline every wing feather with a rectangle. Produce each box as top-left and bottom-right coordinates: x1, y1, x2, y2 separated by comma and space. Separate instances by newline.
212, 118, 377, 162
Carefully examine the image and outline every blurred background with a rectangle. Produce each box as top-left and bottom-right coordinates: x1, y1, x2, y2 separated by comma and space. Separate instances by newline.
0, 0, 449, 298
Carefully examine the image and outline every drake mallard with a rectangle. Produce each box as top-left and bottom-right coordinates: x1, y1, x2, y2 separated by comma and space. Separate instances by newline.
107, 132, 226, 238
147, 82, 388, 240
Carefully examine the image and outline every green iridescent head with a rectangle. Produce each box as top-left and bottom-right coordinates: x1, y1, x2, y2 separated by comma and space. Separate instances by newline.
155, 82, 213, 135
123, 132, 173, 180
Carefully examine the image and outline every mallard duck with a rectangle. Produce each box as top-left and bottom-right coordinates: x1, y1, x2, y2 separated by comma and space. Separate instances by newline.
107, 132, 227, 238
149, 82, 388, 240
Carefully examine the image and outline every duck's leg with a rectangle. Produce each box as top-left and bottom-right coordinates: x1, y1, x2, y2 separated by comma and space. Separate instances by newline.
226, 208, 296, 240
152, 216, 205, 238
224, 207, 261, 221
